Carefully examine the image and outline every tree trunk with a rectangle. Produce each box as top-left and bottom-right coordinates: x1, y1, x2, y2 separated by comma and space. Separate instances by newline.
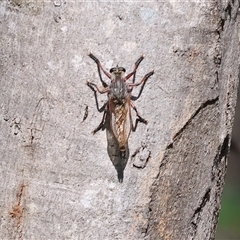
0, 1, 239, 239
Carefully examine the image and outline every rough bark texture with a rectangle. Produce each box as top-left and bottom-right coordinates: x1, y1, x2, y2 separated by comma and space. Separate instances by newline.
0, 1, 239, 239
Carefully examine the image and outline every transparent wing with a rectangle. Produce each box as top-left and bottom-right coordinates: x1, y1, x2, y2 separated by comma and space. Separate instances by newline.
109, 100, 132, 150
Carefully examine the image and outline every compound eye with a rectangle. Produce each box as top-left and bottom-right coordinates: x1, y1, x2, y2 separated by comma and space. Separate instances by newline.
110, 67, 126, 73
110, 68, 116, 73
119, 67, 126, 72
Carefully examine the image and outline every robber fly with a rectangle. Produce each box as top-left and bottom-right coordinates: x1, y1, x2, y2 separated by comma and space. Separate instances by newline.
87, 53, 154, 181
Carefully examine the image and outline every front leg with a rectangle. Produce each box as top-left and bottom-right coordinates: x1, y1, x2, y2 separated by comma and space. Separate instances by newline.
88, 53, 111, 87
131, 55, 145, 84
124, 55, 144, 81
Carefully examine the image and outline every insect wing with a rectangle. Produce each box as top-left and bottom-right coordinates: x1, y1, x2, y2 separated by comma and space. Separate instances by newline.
109, 100, 132, 150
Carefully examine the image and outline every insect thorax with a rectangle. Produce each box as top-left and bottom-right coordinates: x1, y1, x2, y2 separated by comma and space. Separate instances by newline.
109, 75, 128, 104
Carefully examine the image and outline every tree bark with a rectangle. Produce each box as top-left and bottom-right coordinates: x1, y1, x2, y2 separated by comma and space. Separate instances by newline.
0, 1, 239, 239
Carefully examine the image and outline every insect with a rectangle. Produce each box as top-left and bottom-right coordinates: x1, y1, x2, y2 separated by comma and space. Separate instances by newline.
87, 52, 154, 181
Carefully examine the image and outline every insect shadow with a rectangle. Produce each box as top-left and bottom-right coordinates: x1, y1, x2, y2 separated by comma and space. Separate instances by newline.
105, 110, 129, 182
86, 53, 154, 182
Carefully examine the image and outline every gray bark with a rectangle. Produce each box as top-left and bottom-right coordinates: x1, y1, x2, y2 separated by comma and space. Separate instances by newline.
0, 0, 239, 239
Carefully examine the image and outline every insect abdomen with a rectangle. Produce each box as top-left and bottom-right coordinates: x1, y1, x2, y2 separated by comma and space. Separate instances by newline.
110, 100, 131, 150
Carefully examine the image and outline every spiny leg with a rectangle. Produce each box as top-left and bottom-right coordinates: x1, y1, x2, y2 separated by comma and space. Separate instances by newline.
88, 53, 111, 87
129, 70, 154, 101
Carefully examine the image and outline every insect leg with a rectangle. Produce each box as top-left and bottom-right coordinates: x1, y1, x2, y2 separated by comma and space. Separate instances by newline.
132, 55, 145, 84
132, 106, 148, 124
124, 55, 145, 81
87, 79, 108, 133
86, 81, 109, 94
92, 109, 107, 134
130, 101, 148, 132
129, 70, 154, 101
86, 81, 107, 112
132, 118, 146, 132
88, 53, 111, 87
128, 70, 154, 88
